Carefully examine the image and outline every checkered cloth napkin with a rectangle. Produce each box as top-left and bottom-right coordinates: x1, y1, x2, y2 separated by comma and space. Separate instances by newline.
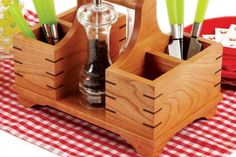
1, 10, 236, 157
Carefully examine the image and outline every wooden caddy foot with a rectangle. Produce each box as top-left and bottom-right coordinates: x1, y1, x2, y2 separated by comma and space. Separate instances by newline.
205, 107, 217, 120
18, 97, 37, 108
18, 97, 46, 108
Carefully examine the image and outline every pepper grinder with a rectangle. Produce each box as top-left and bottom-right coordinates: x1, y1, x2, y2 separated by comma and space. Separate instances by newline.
77, 0, 118, 109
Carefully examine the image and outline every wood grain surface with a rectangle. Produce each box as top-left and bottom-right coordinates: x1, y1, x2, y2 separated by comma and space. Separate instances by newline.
13, 10, 126, 99
13, 0, 223, 156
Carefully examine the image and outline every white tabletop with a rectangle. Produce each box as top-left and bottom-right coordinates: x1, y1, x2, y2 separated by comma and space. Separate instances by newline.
0, 130, 59, 157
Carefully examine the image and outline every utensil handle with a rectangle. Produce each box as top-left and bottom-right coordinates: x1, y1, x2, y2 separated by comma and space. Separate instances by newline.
176, 0, 184, 24
166, 0, 177, 25
194, 0, 209, 23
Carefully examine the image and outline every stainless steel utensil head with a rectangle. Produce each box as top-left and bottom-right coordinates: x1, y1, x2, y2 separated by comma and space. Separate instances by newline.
51, 24, 59, 45
42, 24, 53, 45
187, 37, 202, 59
168, 40, 182, 59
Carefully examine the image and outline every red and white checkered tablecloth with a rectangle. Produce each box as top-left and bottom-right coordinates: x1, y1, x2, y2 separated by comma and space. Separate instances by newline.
1, 10, 236, 157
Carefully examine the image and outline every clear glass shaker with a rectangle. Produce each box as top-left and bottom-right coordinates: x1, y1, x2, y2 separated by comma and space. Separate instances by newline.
77, 0, 118, 109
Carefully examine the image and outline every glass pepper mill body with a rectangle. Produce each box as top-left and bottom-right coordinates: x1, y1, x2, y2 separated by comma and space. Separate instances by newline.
77, 0, 118, 108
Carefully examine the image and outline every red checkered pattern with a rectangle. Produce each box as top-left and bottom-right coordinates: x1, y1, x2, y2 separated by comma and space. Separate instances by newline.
0, 10, 236, 157
23, 10, 39, 26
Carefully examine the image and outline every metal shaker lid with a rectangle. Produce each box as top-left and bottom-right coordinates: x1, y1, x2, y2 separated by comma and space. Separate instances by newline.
77, 0, 118, 28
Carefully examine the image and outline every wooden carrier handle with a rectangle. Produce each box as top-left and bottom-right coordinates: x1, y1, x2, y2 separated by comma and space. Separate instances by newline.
77, 0, 137, 9
59, 0, 167, 65
58, 0, 139, 50
61, 0, 167, 59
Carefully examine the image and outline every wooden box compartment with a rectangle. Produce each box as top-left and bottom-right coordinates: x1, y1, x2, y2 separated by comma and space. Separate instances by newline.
13, 0, 223, 157
13, 20, 75, 100
119, 52, 181, 80
13, 10, 126, 100
105, 35, 222, 140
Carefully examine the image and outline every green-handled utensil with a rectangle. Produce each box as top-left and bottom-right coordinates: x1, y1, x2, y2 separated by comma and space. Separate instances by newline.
166, 0, 180, 59
32, 0, 58, 45
166, 0, 177, 25
46, 0, 59, 44
47, 0, 57, 24
32, 0, 48, 25
33, 0, 53, 44
166, 0, 183, 59
8, 4, 36, 39
194, 0, 209, 23
187, 0, 209, 59
48, 0, 59, 44
176, 0, 184, 25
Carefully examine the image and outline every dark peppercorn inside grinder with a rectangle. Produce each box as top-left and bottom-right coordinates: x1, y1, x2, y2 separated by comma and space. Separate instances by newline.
77, 0, 118, 109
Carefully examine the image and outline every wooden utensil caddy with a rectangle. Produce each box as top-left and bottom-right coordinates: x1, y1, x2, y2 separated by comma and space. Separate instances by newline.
13, 0, 223, 156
